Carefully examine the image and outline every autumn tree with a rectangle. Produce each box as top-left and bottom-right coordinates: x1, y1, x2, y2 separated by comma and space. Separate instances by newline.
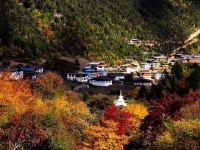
81, 103, 149, 149
81, 120, 129, 150
127, 87, 142, 99
0, 72, 35, 149
0, 71, 97, 149
0, 72, 33, 122
80, 105, 130, 150
122, 103, 149, 138
139, 90, 200, 149
104, 105, 132, 135
48, 128, 73, 150
50, 96, 96, 144
31, 72, 64, 99
66, 90, 81, 102
7, 109, 48, 149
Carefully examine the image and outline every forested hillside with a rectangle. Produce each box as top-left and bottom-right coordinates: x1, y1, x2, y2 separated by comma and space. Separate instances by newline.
0, 0, 200, 62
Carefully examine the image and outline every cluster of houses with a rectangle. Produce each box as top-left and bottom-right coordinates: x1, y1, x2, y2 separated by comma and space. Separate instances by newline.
67, 53, 200, 87
0, 66, 44, 80
67, 61, 113, 86
1, 53, 199, 88
171, 54, 200, 64
66, 61, 153, 87
128, 38, 157, 47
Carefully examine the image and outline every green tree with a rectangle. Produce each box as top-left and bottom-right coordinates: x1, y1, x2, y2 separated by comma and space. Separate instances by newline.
171, 63, 184, 80
188, 65, 200, 89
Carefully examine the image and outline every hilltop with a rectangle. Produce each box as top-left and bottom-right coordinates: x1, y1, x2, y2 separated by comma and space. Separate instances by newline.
0, 0, 200, 63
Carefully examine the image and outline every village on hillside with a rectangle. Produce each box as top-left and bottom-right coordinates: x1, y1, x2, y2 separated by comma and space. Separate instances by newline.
0, 53, 200, 89
66, 53, 200, 87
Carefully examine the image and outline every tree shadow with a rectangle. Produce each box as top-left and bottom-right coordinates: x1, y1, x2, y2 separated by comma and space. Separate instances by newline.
44, 58, 80, 75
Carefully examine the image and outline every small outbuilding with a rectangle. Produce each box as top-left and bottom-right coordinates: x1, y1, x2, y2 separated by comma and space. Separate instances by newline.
108, 73, 125, 81
133, 78, 153, 86
89, 76, 112, 87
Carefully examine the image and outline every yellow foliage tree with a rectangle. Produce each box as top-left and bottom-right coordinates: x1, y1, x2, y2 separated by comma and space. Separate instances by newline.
122, 103, 149, 138
50, 96, 96, 143
31, 99, 48, 114
31, 9, 54, 39
81, 120, 129, 150
123, 103, 149, 120
0, 72, 33, 114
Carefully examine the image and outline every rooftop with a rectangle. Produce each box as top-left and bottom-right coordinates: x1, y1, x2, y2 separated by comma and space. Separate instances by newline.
90, 76, 112, 81
133, 78, 153, 83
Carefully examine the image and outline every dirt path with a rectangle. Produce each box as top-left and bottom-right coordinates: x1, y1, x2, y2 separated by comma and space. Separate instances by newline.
60, 56, 90, 69
167, 28, 200, 63
184, 29, 200, 44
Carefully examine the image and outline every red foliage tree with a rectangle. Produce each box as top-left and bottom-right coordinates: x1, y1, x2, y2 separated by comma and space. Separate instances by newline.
150, 90, 199, 119
142, 90, 200, 131
104, 105, 132, 135
150, 93, 183, 119
104, 105, 119, 121
184, 89, 200, 105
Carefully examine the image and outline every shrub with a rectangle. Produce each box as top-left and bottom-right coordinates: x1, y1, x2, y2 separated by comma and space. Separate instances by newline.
49, 129, 72, 150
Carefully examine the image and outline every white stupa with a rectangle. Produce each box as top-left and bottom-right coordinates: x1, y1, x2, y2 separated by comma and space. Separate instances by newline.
114, 90, 127, 106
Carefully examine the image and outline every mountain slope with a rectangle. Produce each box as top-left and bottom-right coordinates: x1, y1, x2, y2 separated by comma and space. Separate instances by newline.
0, 0, 200, 63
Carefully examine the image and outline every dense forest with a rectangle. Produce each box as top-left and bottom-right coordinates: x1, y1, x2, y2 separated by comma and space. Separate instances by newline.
0, 0, 200, 62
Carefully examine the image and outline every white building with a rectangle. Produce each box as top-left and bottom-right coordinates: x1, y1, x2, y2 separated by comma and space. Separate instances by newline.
96, 65, 105, 72
67, 73, 77, 81
11, 69, 23, 80
129, 38, 141, 44
121, 64, 140, 73
114, 91, 127, 107
84, 61, 107, 75
34, 66, 44, 73
152, 55, 168, 62
108, 73, 125, 81
133, 78, 153, 86
153, 72, 164, 80
31, 74, 37, 79
150, 61, 160, 68
169, 60, 176, 65
88, 61, 105, 65
76, 74, 89, 83
89, 77, 112, 87
105, 66, 120, 72
54, 12, 63, 19
140, 63, 151, 70
67, 73, 89, 83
